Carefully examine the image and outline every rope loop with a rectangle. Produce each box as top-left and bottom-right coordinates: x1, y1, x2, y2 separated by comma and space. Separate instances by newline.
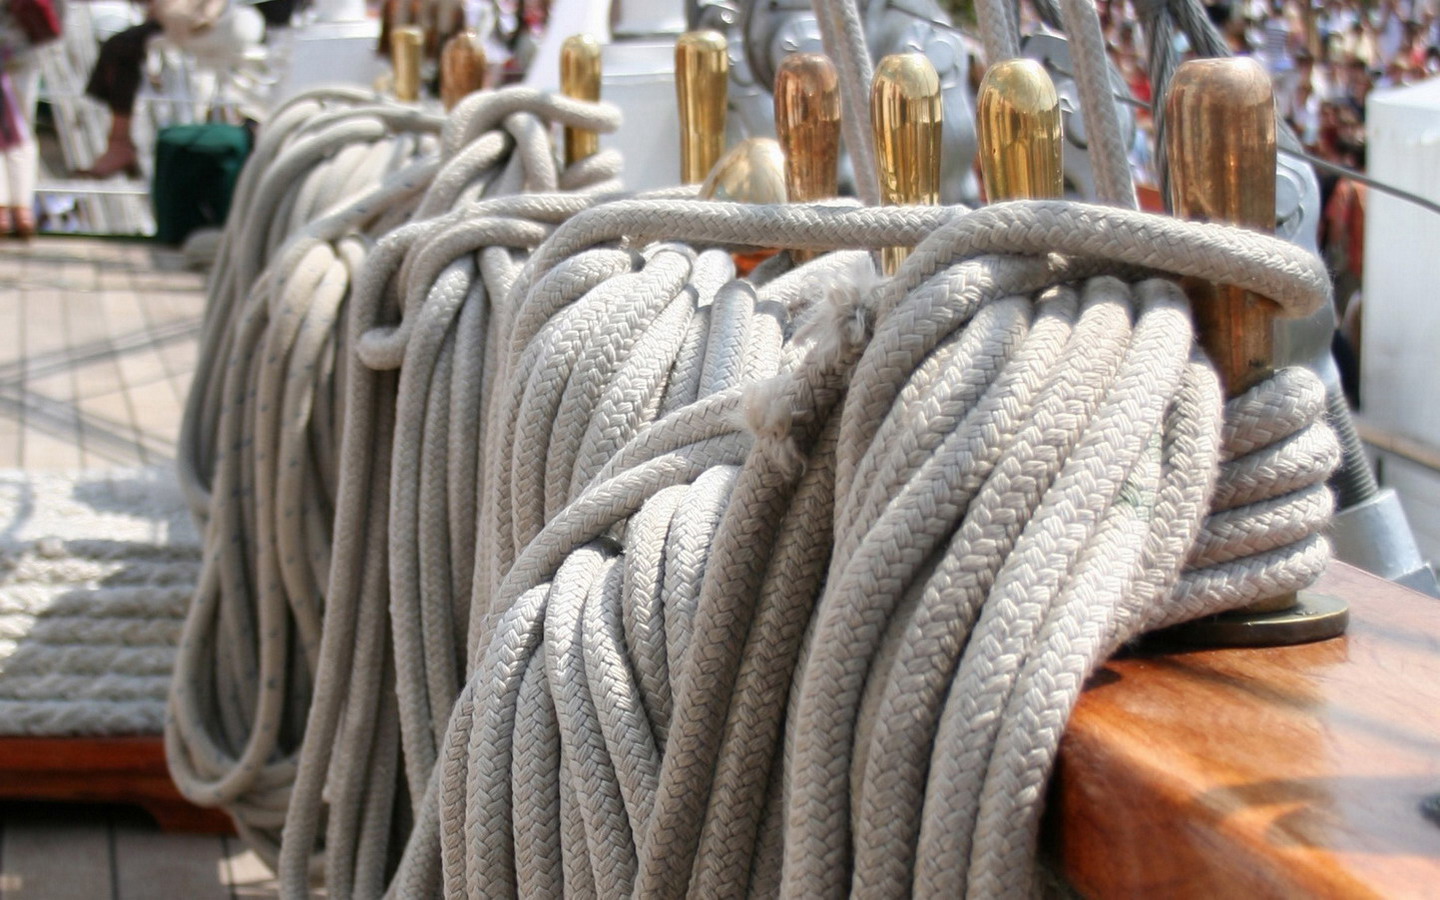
164, 84, 627, 889
373, 191, 1341, 899
171, 60, 1341, 897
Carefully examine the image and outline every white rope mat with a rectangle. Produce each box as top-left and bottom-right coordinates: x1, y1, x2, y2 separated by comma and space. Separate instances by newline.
0, 468, 199, 736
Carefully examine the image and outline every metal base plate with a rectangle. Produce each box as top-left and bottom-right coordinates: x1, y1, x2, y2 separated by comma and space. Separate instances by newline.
1155, 590, 1350, 648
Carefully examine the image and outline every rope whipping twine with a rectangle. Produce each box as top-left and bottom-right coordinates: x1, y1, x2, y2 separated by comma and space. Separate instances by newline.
165, 86, 623, 875
374, 197, 1336, 899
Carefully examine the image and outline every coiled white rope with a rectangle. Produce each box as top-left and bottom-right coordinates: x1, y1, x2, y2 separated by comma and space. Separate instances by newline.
367, 197, 1337, 898
178, 86, 446, 526
169, 5, 1343, 893
165, 85, 623, 876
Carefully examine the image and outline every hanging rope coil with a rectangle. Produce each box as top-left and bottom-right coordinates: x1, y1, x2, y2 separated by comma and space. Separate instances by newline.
268, 107, 627, 893
179, 87, 447, 526
366, 198, 1338, 899
165, 0, 1348, 893
165, 86, 623, 877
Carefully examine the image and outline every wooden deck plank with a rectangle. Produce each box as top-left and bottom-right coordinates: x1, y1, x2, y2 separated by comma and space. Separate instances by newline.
66, 290, 149, 469
19, 288, 83, 471
131, 284, 202, 409
0, 804, 114, 900
98, 288, 185, 465
0, 295, 24, 469
221, 839, 282, 899
112, 811, 230, 900
0, 237, 203, 469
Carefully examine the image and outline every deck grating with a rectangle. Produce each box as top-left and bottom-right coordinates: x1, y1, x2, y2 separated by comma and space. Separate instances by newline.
0, 237, 280, 898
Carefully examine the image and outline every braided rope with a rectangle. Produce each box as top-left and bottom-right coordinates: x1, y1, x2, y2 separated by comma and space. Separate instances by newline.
165, 87, 622, 884
171, 47, 1338, 900
350, 197, 1339, 899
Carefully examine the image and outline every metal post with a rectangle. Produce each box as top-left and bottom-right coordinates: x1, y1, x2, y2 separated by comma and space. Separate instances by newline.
976, 58, 1063, 202
775, 53, 840, 262
391, 26, 424, 103
560, 35, 602, 165
870, 53, 942, 275
675, 31, 729, 186
440, 30, 487, 111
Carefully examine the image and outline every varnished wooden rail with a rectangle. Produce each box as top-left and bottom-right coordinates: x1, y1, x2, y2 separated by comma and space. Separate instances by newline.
0, 736, 232, 833
1048, 561, 1440, 897
2, 560, 1435, 876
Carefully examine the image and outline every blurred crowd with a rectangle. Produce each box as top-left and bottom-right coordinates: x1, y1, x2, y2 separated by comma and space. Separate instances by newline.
1098, 0, 1437, 387
1106, 0, 1437, 168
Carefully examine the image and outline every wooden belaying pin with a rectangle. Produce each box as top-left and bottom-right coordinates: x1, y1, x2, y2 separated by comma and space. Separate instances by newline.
675, 30, 729, 186
391, 25, 425, 103
1163, 57, 1347, 646
871, 53, 942, 275
1167, 57, 1280, 399
560, 34, 603, 166
440, 30, 486, 111
774, 53, 840, 262
977, 58, 1063, 202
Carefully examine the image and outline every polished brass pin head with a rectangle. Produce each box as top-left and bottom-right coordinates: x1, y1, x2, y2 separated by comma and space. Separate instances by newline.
774, 53, 841, 205
1165, 57, 1276, 234
870, 53, 942, 273
675, 30, 730, 185
440, 30, 486, 110
977, 58, 1063, 202
391, 25, 425, 102
697, 137, 788, 204
561, 34, 603, 165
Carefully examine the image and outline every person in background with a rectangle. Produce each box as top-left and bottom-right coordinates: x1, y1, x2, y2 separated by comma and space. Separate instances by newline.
1403, 19, 1429, 68
0, 0, 50, 236
1346, 17, 1381, 66
1285, 52, 1323, 144
1375, 0, 1409, 63
1318, 0, 1358, 50
1340, 55, 1372, 118
1375, 56, 1410, 87
79, 0, 296, 178
78, 9, 162, 177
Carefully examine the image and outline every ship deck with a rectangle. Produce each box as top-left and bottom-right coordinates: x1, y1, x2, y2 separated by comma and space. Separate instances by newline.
0, 236, 280, 899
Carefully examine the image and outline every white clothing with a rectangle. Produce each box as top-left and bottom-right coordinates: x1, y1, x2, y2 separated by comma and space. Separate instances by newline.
0, 59, 37, 209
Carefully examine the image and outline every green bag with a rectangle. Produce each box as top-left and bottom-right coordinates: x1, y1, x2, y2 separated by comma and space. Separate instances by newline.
152, 122, 251, 246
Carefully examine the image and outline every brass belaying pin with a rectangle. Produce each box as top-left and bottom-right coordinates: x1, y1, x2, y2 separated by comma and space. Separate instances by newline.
675, 30, 729, 186
1164, 57, 1347, 646
391, 25, 425, 103
440, 30, 486, 111
871, 53, 942, 275
697, 136, 787, 273
774, 53, 840, 262
976, 58, 1063, 202
697, 139, 787, 204
560, 34, 602, 165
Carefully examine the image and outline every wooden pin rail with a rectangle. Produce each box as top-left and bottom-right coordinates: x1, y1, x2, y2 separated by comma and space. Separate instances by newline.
1047, 562, 1440, 896
0, 736, 233, 833
0, 563, 1434, 877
